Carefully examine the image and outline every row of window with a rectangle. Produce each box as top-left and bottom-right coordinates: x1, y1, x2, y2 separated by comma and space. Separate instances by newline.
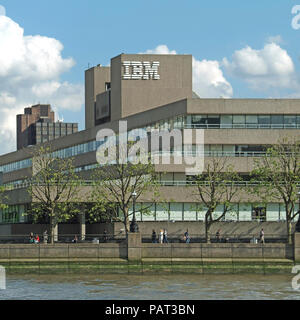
124, 202, 297, 222
0, 202, 295, 224
0, 205, 25, 224
140, 114, 300, 131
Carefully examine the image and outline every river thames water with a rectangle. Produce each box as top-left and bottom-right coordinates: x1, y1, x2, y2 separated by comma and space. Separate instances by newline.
0, 274, 299, 300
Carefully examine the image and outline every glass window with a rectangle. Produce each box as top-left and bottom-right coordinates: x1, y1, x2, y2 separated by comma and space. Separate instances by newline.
223, 145, 235, 156
129, 204, 142, 222
183, 203, 197, 221
246, 115, 258, 128
169, 203, 183, 221
156, 203, 169, 221
191, 115, 207, 128
174, 116, 183, 129
258, 115, 271, 128
186, 115, 192, 128
207, 115, 220, 128
213, 205, 225, 221
141, 204, 156, 221
233, 115, 245, 128
252, 205, 266, 222
271, 115, 284, 128
267, 203, 279, 221
220, 115, 232, 128
239, 203, 252, 221
284, 115, 297, 128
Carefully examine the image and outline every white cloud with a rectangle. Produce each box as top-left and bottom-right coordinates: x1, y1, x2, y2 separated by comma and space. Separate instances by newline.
141, 44, 233, 98
0, 9, 83, 155
222, 42, 296, 90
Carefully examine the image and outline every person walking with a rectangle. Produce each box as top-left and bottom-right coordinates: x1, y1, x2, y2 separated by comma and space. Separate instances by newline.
29, 232, 34, 244
260, 228, 265, 244
34, 234, 40, 244
163, 229, 168, 243
159, 229, 164, 244
184, 229, 190, 243
103, 229, 108, 243
151, 230, 157, 243
216, 229, 221, 243
43, 230, 48, 244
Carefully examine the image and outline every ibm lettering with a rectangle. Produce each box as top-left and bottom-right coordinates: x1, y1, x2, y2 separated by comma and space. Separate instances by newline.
122, 61, 160, 80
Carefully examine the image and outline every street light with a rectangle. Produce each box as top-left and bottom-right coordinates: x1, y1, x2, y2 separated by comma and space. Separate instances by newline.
130, 191, 139, 233
296, 191, 300, 232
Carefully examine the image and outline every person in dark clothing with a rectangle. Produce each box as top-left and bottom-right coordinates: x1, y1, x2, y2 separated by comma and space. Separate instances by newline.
151, 230, 157, 243
216, 229, 221, 242
103, 229, 108, 242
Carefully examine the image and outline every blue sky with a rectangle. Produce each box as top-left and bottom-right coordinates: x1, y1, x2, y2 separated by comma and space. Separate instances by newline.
0, 0, 300, 154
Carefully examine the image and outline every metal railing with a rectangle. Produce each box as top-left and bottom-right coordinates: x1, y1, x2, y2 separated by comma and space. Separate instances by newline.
183, 123, 300, 129
141, 232, 289, 244
0, 233, 289, 244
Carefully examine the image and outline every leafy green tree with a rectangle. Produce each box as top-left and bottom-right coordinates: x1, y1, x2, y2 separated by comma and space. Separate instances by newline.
90, 138, 160, 235
27, 146, 80, 243
249, 138, 300, 244
192, 157, 241, 243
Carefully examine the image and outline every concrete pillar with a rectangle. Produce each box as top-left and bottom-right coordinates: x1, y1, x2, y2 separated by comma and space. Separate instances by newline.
80, 213, 86, 241
127, 232, 142, 262
294, 233, 300, 262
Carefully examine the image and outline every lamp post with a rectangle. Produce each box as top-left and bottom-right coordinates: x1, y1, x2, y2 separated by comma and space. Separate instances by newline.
296, 191, 300, 232
130, 191, 139, 233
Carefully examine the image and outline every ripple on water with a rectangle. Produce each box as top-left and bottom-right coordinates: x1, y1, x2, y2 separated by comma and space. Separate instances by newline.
0, 274, 299, 300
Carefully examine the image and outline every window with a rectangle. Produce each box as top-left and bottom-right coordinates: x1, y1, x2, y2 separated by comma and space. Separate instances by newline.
284, 115, 297, 128
252, 206, 266, 222
220, 115, 232, 128
271, 115, 284, 128
258, 115, 271, 128
207, 115, 220, 128
246, 115, 258, 128
191, 115, 207, 128
233, 115, 245, 128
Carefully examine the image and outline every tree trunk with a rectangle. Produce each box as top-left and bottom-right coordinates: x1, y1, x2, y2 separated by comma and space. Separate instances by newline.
287, 219, 293, 244
124, 208, 130, 235
50, 214, 57, 244
205, 211, 212, 243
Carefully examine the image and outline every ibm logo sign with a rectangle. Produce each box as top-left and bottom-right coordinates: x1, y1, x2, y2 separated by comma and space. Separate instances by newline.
122, 61, 160, 80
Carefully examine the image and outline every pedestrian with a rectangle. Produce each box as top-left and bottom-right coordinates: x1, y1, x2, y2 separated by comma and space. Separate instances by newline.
163, 228, 168, 243
159, 229, 163, 244
216, 229, 221, 242
29, 232, 34, 244
103, 229, 108, 242
34, 234, 40, 244
151, 230, 157, 243
260, 228, 265, 244
43, 230, 48, 244
72, 235, 78, 243
184, 229, 190, 243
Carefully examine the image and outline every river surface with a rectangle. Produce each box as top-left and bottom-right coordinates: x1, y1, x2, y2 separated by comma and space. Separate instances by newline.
0, 274, 300, 300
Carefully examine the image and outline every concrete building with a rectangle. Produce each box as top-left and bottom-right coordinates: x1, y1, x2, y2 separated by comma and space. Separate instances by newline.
1, 53, 300, 236
17, 104, 78, 150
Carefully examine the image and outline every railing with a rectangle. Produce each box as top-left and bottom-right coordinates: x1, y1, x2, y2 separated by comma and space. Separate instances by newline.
183, 123, 300, 129
0, 233, 289, 244
5, 178, 300, 190
0, 233, 124, 244
142, 232, 289, 244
